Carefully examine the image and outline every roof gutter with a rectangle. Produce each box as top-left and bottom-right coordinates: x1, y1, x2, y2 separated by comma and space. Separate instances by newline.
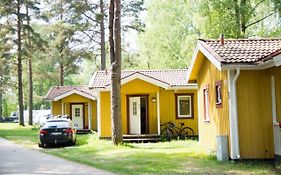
228, 69, 241, 160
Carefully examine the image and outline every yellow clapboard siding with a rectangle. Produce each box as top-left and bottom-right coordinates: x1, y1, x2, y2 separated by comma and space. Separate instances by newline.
51, 101, 61, 115
99, 78, 199, 137
197, 56, 229, 151
236, 70, 274, 158
159, 89, 198, 135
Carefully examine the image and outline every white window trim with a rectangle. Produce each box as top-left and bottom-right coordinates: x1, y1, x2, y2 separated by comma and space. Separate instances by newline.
216, 85, 222, 105
204, 88, 210, 122
177, 95, 192, 118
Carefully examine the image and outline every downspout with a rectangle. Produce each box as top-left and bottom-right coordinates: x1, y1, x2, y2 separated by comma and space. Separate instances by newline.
233, 69, 240, 159
227, 69, 240, 160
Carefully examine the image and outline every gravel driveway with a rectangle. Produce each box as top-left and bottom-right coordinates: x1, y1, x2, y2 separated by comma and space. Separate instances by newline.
0, 137, 115, 175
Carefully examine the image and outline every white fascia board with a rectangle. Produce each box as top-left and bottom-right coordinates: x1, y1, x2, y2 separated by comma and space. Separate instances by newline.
54, 90, 96, 101
88, 71, 97, 88
187, 43, 222, 81
186, 45, 200, 81
198, 44, 222, 71
105, 72, 170, 90
221, 59, 275, 70
166, 85, 198, 90
274, 54, 281, 67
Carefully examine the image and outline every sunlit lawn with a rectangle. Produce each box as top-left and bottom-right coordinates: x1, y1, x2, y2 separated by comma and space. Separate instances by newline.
0, 123, 280, 175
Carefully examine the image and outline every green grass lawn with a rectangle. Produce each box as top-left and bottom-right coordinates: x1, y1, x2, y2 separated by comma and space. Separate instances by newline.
0, 123, 280, 175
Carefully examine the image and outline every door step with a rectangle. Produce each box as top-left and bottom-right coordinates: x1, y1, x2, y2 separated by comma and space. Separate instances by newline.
123, 134, 161, 143
77, 129, 91, 134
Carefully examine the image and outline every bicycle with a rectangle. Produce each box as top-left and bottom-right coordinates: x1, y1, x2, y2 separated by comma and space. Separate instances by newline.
160, 121, 194, 141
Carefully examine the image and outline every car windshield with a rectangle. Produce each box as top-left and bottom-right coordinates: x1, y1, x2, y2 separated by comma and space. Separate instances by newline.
43, 121, 69, 129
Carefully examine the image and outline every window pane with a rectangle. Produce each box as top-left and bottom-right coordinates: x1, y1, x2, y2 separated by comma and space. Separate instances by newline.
133, 102, 137, 115
75, 108, 80, 117
179, 96, 191, 116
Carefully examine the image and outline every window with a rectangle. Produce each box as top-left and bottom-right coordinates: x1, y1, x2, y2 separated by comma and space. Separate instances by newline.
215, 80, 222, 107
75, 108, 80, 117
132, 102, 137, 115
175, 94, 193, 119
203, 85, 210, 122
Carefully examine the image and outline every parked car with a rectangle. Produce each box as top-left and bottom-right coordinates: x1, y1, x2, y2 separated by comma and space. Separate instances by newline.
38, 117, 77, 148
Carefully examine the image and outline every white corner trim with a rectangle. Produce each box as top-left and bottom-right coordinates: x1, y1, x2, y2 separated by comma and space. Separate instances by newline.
273, 54, 281, 67
105, 72, 170, 90
271, 76, 277, 122
53, 89, 96, 101
157, 91, 160, 135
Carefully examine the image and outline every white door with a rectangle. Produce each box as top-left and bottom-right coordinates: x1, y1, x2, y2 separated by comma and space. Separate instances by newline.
129, 97, 141, 134
71, 104, 83, 129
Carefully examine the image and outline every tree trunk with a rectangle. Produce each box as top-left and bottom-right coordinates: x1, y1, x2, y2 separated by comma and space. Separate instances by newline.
240, 0, 247, 37
109, 0, 122, 145
233, 0, 241, 38
60, 64, 64, 86
27, 6, 33, 125
17, 0, 24, 126
100, 0, 106, 70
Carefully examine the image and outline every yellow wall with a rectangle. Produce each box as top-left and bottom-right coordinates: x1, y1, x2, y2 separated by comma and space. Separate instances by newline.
99, 79, 198, 137
159, 89, 198, 135
196, 52, 281, 159
197, 56, 230, 151
236, 69, 279, 158
50, 94, 97, 130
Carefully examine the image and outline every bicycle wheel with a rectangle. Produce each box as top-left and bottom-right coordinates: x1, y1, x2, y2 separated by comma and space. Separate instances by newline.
161, 128, 174, 141
180, 127, 194, 140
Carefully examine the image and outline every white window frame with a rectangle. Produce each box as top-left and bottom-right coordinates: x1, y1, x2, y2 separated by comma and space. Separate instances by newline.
215, 80, 223, 107
204, 87, 210, 122
177, 95, 192, 118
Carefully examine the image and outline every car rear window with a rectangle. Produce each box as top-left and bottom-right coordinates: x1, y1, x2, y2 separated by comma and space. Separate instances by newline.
43, 121, 69, 128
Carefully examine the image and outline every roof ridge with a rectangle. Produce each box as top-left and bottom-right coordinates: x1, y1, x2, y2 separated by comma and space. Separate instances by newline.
95, 69, 188, 72
200, 38, 281, 42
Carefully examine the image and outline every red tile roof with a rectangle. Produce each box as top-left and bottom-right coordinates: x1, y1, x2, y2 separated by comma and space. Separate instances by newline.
45, 86, 96, 100
199, 38, 281, 64
90, 69, 195, 89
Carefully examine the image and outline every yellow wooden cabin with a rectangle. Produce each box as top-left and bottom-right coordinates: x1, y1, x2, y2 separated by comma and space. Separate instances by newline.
187, 36, 281, 160
45, 86, 97, 131
45, 69, 198, 138
90, 69, 198, 138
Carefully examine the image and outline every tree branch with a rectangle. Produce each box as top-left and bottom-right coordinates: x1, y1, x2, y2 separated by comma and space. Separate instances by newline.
81, 11, 100, 24
245, 12, 275, 29
248, 0, 266, 17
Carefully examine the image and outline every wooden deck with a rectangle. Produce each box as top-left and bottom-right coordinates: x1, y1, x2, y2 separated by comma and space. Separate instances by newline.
123, 134, 161, 143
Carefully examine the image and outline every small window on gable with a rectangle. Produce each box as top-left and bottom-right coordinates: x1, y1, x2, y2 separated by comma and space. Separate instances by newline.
203, 85, 210, 122
215, 80, 222, 108
175, 94, 193, 119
